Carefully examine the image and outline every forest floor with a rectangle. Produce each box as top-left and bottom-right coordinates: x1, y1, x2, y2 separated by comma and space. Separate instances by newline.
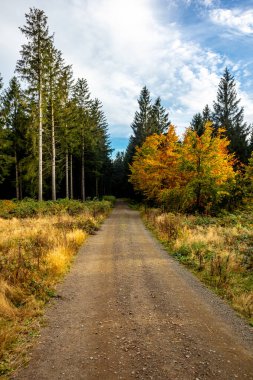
12, 200, 253, 380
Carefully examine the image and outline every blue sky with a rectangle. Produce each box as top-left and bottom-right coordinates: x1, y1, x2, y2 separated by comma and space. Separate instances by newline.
1, 0, 253, 156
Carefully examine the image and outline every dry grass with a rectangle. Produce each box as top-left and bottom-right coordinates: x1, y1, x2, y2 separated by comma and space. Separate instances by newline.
0, 205, 109, 377
143, 208, 253, 325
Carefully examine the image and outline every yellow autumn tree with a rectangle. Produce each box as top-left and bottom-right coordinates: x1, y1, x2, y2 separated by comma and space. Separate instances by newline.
129, 122, 236, 213
179, 122, 236, 212
129, 125, 180, 203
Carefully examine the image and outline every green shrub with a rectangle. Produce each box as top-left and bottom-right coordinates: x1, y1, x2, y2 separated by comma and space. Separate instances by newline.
102, 195, 116, 206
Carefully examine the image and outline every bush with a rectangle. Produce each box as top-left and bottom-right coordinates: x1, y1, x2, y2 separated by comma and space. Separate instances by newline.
0, 199, 112, 219
102, 195, 116, 206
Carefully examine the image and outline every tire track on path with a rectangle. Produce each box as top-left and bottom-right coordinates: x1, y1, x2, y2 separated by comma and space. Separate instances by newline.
13, 200, 253, 379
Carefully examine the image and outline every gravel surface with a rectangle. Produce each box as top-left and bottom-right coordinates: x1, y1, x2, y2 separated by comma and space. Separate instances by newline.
12, 200, 253, 380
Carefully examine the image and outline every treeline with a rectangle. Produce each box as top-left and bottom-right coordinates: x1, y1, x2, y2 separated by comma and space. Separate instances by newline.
112, 68, 253, 212
0, 8, 112, 201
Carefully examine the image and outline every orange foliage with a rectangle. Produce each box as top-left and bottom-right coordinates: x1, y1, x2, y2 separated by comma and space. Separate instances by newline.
129, 125, 180, 200
129, 122, 236, 211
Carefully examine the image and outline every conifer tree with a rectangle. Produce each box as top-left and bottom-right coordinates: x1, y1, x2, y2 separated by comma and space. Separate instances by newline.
249, 126, 253, 156
72, 78, 91, 201
89, 98, 112, 197
45, 43, 65, 200
131, 86, 152, 148
16, 7, 53, 200
213, 68, 249, 163
1, 77, 28, 198
190, 105, 212, 137
57, 65, 74, 199
149, 97, 170, 135
0, 74, 12, 185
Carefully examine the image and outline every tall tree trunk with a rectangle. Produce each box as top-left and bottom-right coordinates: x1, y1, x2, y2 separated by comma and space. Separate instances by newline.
66, 148, 69, 199
70, 153, 73, 199
196, 156, 201, 211
81, 141, 86, 201
38, 87, 43, 201
15, 150, 20, 200
81, 141, 85, 201
19, 168, 23, 200
51, 102, 56, 201
96, 175, 99, 198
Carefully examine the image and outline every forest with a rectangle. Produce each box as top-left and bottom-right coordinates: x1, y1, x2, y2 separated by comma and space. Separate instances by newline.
0, 8, 112, 201
115, 74, 253, 214
0, 8, 253, 210
0, 7, 253, 377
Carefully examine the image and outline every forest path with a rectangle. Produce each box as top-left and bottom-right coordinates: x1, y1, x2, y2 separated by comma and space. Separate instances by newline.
13, 200, 253, 380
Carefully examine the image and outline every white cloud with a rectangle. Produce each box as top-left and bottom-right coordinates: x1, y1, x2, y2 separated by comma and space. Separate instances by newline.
210, 8, 253, 34
0, 0, 251, 144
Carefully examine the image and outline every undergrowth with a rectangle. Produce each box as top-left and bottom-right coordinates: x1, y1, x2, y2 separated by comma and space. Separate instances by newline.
141, 206, 253, 326
0, 199, 112, 378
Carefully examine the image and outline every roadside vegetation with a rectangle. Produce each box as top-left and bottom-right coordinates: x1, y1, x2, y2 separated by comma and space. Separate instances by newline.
0, 198, 113, 377
141, 205, 253, 325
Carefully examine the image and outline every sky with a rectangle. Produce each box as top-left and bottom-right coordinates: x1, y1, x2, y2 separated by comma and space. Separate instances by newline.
1, 0, 253, 155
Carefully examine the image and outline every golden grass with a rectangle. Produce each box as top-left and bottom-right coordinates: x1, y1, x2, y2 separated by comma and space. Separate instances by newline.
143, 208, 253, 324
0, 209, 106, 377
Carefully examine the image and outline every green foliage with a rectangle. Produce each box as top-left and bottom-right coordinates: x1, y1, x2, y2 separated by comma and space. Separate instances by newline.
0, 8, 112, 201
102, 195, 116, 206
213, 67, 250, 163
124, 86, 170, 199
0, 199, 112, 219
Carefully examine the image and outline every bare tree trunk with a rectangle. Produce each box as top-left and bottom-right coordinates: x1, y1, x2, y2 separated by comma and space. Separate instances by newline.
81, 141, 85, 201
15, 150, 20, 200
70, 153, 73, 199
66, 148, 69, 199
96, 176, 99, 198
51, 102, 56, 201
38, 87, 43, 201
20, 169, 23, 200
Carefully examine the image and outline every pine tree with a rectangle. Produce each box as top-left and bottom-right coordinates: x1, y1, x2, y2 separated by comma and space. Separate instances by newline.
202, 104, 212, 123
16, 7, 53, 200
149, 97, 170, 135
249, 125, 253, 155
190, 113, 203, 137
89, 99, 112, 197
213, 68, 250, 163
0, 74, 13, 186
130, 86, 152, 149
1, 77, 28, 198
45, 43, 65, 200
190, 105, 212, 137
72, 78, 91, 201
57, 65, 74, 199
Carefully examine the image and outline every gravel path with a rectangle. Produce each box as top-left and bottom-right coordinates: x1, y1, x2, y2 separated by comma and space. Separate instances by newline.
13, 200, 253, 380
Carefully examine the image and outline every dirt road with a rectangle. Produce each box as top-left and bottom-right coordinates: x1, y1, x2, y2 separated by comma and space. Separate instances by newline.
13, 200, 253, 379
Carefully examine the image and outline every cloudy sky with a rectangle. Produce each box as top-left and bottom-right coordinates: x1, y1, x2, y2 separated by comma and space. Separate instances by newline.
1, 0, 253, 154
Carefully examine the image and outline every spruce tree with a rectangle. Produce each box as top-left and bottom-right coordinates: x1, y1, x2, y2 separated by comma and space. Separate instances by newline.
213, 68, 249, 163
190, 113, 203, 136
89, 98, 112, 197
45, 43, 65, 200
149, 97, 170, 135
0, 74, 13, 186
72, 78, 91, 201
131, 86, 152, 148
57, 65, 74, 199
202, 104, 212, 123
1, 77, 28, 199
190, 105, 212, 137
16, 7, 53, 200
249, 126, 253, 155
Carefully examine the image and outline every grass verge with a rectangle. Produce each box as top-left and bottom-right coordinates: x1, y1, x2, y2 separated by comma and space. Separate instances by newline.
141, 206, 253, 326
0, 199, 112, 378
